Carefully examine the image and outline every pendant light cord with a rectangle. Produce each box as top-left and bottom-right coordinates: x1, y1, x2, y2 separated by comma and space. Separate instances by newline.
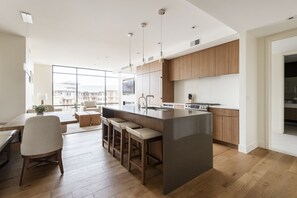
160, 14, 163, 58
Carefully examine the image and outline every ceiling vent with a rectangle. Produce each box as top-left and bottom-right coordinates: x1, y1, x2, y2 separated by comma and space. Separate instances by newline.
190, 39, 200, 47
148, 56, 154, 62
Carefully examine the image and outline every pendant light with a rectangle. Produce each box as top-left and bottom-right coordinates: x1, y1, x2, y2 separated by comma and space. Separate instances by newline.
141, 22, 147, 66
128, 32, 133, 71
158, 9, 166, 63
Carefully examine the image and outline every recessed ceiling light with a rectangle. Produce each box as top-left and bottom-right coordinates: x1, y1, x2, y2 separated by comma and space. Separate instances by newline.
20, 11, 33, 24
287, 15, 297, 21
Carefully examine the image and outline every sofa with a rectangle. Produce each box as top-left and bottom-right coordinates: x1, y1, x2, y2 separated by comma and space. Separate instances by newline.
82, 101, 101, 113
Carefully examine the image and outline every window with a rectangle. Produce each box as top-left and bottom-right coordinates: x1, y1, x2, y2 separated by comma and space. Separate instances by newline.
52, 65, 122, 109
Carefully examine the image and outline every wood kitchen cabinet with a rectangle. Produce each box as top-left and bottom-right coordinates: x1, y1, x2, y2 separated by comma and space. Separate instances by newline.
169, 57, 180, 81
209, 108, 239, 145
179, 54, 192, 80
228, 40, 239, 74
215, 43, 229, 76
191, 50, 201, 78
136, 60, 174, 106
284, 108, 297, 121
169, 39, 239, 81
216, 40, 239, 75
200, 47, 216, 77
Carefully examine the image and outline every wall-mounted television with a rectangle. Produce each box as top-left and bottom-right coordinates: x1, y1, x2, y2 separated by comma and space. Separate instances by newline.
122, 78, 135, 95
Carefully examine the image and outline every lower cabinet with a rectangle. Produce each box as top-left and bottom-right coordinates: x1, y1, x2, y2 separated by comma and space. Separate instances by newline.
209, 108, 239, 145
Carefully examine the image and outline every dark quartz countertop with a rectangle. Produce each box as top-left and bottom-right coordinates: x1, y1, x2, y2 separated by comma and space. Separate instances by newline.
103, 105, 210, 120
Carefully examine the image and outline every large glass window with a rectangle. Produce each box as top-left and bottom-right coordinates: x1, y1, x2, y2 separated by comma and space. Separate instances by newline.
52, 65, 122, 110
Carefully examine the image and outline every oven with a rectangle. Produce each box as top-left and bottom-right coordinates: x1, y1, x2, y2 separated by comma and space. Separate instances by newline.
184, 103, 220, 111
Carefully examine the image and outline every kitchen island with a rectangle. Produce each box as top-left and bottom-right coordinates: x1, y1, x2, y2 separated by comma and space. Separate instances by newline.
102, 106, 213, 194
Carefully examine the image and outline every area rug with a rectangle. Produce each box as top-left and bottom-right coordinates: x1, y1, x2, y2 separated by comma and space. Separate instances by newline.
64, 123, 102, 135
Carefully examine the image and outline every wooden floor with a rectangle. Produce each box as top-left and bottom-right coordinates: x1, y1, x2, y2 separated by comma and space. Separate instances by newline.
1, 130, 297, 198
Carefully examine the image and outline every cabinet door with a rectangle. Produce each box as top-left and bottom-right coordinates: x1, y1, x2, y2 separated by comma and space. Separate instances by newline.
222, 116, 239, 145
200, 47, 216, 77
191, 51, 201, 78
215, 43, 229, 76
213, 115, 223, 141
169, 58, 180, 81
228, 40, 239, 74
179, 54, 192, 80
136, 73, 149, 106
136, 74, 143, 103
149, 70, 162, 106
142, 73, 150, 97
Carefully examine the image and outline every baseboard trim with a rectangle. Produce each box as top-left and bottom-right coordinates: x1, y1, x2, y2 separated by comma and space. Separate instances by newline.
238, 142, 258, 153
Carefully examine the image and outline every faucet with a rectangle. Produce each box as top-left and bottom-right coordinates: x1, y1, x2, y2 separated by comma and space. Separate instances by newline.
138, 93, 145, 108
145, 95, 154, 109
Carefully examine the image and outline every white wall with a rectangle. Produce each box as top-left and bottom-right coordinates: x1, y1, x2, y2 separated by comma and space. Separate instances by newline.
0, 33, 26, 123
238, 31, 259, 153
34, 64, 52, 105
271, 53, 284, 134
257, 38, 266, 148
174, 74, 239, 107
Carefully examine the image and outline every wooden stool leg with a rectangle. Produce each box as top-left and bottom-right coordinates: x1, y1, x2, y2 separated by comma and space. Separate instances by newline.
57, 150, 64, 174
128, 133, 131, 172
112, 128, 116, 157
19, 157, 30, 186
141, 140, 147, 185
120, 130, 124, 166
107, 124, 111, 153
147, 141, 150, 165
102, 124, 105, 148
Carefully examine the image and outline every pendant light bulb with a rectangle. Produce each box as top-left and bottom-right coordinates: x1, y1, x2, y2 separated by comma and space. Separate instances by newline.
141, 22, 147, 66
128, 33, 133, 71
159, 9, 166, 63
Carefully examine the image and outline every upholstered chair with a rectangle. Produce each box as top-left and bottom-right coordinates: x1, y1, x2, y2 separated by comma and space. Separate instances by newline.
82, 101, 101, 112
20, 115, 64, 185
44, 105, 55, 112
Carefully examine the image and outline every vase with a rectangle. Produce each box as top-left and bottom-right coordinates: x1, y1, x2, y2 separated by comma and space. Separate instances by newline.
36, 112, 44, 115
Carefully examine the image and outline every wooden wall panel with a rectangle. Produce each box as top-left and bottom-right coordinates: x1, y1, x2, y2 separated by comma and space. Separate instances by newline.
228, 40, 239, 74
215, 43, 229, 76
169, 57, 180, 81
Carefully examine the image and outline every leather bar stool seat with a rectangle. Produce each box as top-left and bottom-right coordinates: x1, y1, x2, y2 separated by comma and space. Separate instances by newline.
126, 126, 163, 185
110, 120, 141, 165
101, 117, 125, 153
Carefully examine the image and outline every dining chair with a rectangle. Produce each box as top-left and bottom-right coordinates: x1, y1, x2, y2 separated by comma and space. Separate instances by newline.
20, 115, 64, 185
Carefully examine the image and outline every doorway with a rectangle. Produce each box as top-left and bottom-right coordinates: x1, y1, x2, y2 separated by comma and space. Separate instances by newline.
284, 54, 297, 135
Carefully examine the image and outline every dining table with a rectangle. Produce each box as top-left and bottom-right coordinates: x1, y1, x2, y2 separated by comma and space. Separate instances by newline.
0, 111, 78, 132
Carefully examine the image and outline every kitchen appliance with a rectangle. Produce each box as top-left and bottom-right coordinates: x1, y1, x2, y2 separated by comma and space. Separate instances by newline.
184, 103, 220, 111
188, 93, 193, 103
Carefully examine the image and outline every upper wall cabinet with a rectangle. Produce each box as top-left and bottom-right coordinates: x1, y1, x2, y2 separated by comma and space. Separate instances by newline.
215, 43, 229, 76
228, 40, 239, 74
169, 39, 239, 81
169, 58, 180, 81
216, 40, 239, 75
179, 54, 192, 80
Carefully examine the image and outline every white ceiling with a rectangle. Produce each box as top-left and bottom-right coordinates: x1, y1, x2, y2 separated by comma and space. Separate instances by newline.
3, 0, 296, 71
187, 0, 297, 33
0, 0, 237, 71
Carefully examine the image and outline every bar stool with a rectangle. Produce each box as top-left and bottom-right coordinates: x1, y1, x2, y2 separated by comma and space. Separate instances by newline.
126, 126, 163, 185
101, 117, 125, 153
110, 120, 141, 165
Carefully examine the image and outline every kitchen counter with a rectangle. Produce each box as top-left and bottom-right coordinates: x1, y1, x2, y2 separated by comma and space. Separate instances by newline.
285, 103, 297, 108
209, 105, 239, 110
102, 106, 213, 194
104, 105, 209, 120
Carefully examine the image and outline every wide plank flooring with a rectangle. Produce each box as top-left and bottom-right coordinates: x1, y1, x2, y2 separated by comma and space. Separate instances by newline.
1, 130, 297, 197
